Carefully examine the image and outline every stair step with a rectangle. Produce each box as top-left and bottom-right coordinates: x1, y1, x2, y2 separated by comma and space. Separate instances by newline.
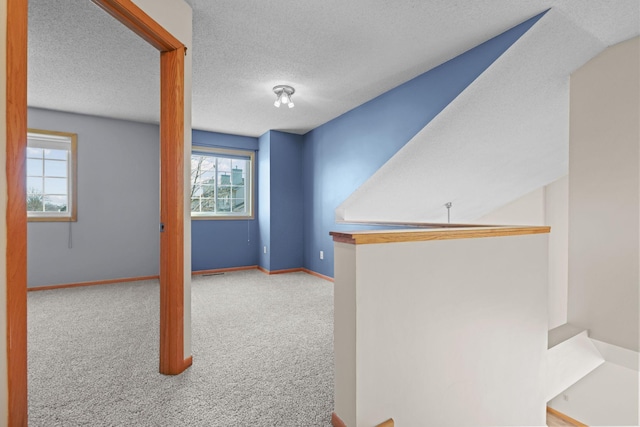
546, 326, 605, 402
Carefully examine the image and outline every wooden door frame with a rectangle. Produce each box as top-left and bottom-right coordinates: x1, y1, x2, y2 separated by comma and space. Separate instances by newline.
6, 0, 190, 423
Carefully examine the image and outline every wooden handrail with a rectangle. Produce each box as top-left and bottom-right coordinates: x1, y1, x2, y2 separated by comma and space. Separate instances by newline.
330, 226, 550, 245
376, 419, 394, 427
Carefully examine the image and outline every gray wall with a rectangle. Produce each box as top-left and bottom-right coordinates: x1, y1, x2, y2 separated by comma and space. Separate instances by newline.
28, 108, 160, 287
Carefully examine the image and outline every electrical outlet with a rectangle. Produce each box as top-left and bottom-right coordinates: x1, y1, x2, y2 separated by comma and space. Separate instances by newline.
320, 250, 324, 260
263, 246, 267, 254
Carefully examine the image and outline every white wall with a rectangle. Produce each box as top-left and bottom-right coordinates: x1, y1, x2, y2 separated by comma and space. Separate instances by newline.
476, 187, 545, 226
131, 0, 193, 358
476, 176, 569, 329
554, 36, 640, 426
334, 242, 357, 426
0, 0, 8, 423
549, 361, 639, 426
334, 232, 549, 426
568, 36, 639, 353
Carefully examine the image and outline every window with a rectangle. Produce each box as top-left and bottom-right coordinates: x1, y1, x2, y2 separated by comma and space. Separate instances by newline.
190, 146, 254, 219
26, 129, 77, 222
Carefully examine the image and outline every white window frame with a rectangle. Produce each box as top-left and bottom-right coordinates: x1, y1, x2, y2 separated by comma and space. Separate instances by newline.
190, 146, 255, 220
26, 129, 78, 222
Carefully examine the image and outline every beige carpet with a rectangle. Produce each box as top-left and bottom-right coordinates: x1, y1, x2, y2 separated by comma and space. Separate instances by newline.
28, 270, 334, 426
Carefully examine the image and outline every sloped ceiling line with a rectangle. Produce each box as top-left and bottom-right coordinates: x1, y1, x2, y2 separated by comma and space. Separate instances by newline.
337, 9, 606, 224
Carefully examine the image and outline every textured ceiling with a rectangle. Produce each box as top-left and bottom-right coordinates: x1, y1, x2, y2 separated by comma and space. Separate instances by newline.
28, 0, 160, 125
28, 0, 639, 138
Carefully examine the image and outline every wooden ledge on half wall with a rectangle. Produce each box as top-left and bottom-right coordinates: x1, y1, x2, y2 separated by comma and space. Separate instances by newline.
332, 412, 394, 427
330, 225, 550, 245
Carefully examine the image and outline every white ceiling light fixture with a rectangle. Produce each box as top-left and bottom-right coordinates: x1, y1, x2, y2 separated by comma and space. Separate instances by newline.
273, 85, 295, 108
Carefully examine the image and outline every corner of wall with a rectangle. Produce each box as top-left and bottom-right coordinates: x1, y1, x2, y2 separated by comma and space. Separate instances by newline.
545, 176, 569, 329
258, 131, 271, 270
269, 131, 304, 270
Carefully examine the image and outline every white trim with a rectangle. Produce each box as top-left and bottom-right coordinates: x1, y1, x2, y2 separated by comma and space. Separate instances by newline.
190, 145, 255, 220
26, 129, 77, 220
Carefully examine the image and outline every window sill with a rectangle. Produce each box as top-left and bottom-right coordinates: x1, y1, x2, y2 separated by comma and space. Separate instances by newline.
28, 216, 77, 223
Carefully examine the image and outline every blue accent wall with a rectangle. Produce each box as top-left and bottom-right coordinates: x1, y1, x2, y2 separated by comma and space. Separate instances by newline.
191, 130, 260, 271
188, 14, 544, 277
301, 13, 544, 278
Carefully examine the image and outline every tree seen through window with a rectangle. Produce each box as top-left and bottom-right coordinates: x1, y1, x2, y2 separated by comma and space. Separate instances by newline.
190, 148, 253, 218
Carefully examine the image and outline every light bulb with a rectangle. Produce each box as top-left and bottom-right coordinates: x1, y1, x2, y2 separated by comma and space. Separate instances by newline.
272, 85, 295, 108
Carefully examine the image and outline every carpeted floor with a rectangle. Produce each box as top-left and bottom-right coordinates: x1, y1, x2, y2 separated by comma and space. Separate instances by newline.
28, 270, 334, 426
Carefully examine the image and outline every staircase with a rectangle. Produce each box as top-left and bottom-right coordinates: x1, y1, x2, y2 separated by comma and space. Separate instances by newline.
546, 323, 604, 402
